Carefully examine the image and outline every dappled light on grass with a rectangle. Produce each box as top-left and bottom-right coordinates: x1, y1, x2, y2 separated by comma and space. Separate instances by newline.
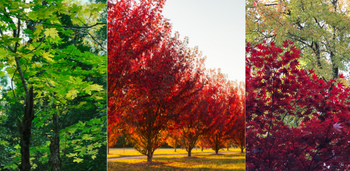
108, 152, 245, 171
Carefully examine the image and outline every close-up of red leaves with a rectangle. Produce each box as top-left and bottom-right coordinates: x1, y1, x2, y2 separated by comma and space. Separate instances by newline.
246, 41, 350, 170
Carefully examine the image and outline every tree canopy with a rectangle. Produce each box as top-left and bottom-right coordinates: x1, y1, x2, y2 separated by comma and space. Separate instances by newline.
246, 0, 350, 80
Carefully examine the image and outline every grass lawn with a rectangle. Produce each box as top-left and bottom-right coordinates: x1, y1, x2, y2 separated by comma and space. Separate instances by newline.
108, 147, 243, 158
108, 152, 245, 171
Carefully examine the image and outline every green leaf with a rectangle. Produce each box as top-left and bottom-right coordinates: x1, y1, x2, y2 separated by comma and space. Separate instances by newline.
66, 89, 79, 99
42, 52, 55, 63
66, 153, 78, 157
14, 144, 20, 149
45, 28, 59, 39
0, 139, 9, 146
73, 157, 83, 163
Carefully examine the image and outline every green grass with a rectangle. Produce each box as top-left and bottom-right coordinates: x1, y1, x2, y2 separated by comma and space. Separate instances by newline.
108, 152, 245, 171
108, 148, 242, 158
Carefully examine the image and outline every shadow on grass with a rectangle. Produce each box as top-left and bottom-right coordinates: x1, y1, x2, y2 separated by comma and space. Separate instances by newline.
108, 153, 245, 171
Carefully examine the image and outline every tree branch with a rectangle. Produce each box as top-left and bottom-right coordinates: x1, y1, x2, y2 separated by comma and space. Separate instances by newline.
86, 31, 106, 51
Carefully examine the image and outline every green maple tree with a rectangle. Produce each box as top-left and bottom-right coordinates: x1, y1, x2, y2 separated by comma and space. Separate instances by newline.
0, 0, 106, 170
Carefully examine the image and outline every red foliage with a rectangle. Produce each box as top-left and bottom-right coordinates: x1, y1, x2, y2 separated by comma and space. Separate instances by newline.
246, 41, 350, 170
107, 0, 165, 127
107, 123, 120, 154
201, 70, 243, 154
232, 84, 245, 153
107, 0, 204, 162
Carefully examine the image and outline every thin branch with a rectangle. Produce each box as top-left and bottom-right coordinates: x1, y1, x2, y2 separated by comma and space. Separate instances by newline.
24, 35, 45, 55
15, 57, 29, 95
247, 3, 278, 9
14, 17, 21, 52
43, 22, 106, 29
86, 31, 106, 51
11, 68, 18, 98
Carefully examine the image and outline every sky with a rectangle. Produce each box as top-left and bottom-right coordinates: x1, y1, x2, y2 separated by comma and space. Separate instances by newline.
162, 0, 245, 82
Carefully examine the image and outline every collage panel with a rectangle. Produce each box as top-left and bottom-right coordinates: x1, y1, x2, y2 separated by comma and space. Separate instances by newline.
246, 0, 350, 170
0, 0, 107, 170
107, 0, 245, 170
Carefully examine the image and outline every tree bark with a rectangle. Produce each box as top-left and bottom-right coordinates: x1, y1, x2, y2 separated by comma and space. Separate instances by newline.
187, 148, 192, 157
330, 52, 339, 79
49, 112, 61, 171
201, 147, 203, 151
18, 87, 34, 171
215, 148, 219, 154
147, 149, 153, 163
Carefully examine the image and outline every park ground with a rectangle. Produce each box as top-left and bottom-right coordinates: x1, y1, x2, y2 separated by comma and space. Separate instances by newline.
108, 148, 245, 170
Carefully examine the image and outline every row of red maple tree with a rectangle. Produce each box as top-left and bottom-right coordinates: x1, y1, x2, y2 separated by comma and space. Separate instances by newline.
107, 0, 245, 163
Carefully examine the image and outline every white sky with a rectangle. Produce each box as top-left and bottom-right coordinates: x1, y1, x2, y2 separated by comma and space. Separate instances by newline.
162, 0, 245, 82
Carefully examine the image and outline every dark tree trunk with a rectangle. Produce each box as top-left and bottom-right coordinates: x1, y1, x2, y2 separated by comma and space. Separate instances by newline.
188, 148, 192, 157
49, 112, 61, 171
201, 147, 203, 151
215, 148, 219, 154
147, 149, 153, 163
18, 87, 34, 171
174, 140, 177, 152
330, 52, 339, 80
241, 147, 244, 153
313, 42, 322, 70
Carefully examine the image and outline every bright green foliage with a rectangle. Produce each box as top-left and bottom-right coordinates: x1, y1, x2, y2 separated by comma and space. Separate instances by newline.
246, 0, 350, 80
0, 0, 106, 170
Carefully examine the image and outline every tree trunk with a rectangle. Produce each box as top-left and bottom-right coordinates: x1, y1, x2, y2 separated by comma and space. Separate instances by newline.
147, 149, 153, 163
227, 147, 229, 151
215, 148, 219, 154
330, 51, 339, 80
241, 147, 244, 153
312, 41, 323, 71
49, 112, 61, 171
18, 87, 34, 171
174, 140, 177, 152
201, 147, 203, 151
188, 148, 192, 157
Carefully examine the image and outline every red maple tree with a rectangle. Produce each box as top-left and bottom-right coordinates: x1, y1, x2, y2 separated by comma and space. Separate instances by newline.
201, 70, 243, 154
176, 71, 215, 157
107, 0, 165, 126
246, 41, 350, 170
